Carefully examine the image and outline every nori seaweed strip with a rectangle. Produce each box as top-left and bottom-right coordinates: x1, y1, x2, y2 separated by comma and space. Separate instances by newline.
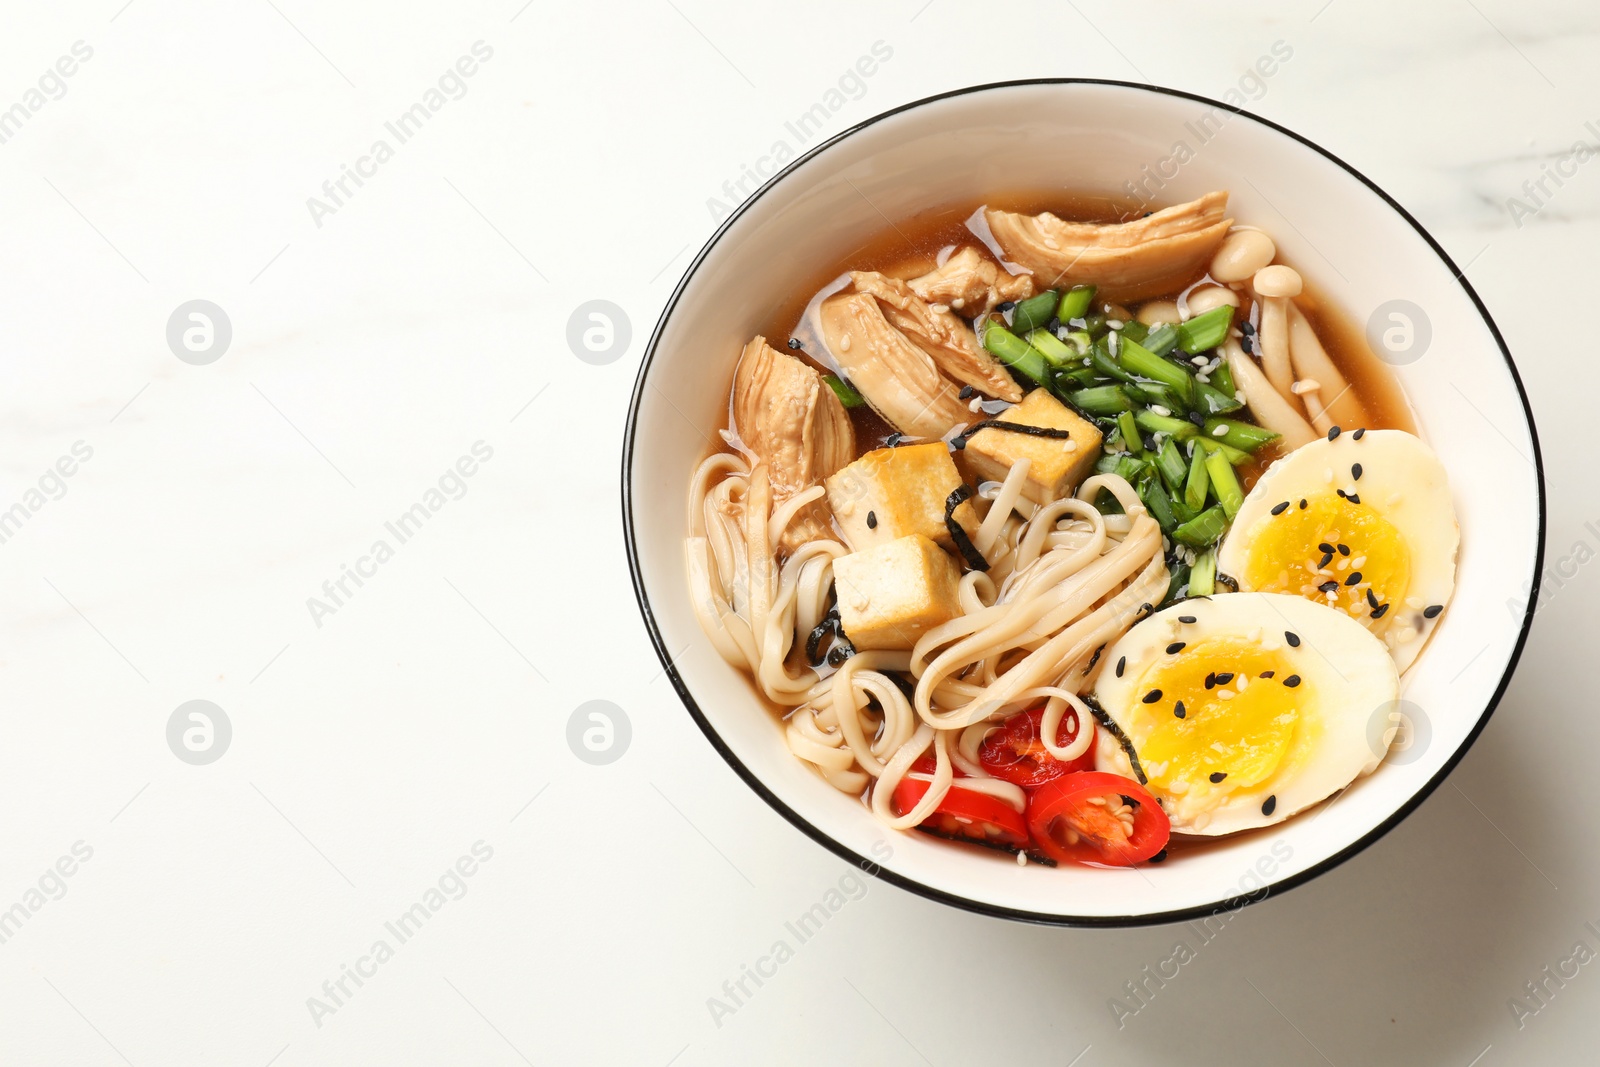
1083, 693, 1147, 785
944, 485, 990, 572
951, 420, 1075, 451
1215, 571, 1240, 593
1083, 642, 1105, 675
911, 825, 1058, 866
806, 605, 842, 665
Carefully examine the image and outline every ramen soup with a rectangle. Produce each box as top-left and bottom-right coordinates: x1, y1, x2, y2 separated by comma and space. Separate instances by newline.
686, 191, 1459, 868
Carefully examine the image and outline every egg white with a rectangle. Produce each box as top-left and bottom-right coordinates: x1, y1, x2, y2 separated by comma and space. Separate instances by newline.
1217, 428, 1458, 673
1094, 591, 1399, 836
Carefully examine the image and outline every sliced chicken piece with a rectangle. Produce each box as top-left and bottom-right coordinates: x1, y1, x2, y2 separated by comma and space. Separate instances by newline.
732, 336, 855, 552
986, 191, 1233, 303
848, 271, 1022, 403
819, 292, 975, 440
906, 246, 1035, 317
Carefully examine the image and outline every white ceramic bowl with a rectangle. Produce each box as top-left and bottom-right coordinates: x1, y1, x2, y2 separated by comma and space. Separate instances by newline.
623, 81, 1544, 925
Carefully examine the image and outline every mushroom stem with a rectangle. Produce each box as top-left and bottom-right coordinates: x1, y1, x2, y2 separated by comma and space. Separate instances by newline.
1288, 304, 1365, 428
1259, 295, 1294, 401
1223, 340, 1317, 450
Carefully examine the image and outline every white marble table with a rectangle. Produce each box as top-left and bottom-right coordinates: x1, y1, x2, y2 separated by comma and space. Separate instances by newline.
0, 2, 1590, 1064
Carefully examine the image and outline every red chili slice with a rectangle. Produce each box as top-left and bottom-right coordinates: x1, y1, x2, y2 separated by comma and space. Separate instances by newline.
978, 704, 1096, 787
1026, 772, 1170, 867
892, 777, 1028, 850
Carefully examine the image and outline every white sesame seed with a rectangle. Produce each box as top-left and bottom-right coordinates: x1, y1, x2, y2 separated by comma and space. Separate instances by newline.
1212, 425, 1228, 437
931, 303, 950, 314
1151, 404, 1172, 417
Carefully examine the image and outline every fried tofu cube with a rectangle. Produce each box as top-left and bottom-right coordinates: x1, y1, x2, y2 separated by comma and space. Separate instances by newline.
962, 388, 1102, 504
825, 442, 978, 552
832, 535, 961, 651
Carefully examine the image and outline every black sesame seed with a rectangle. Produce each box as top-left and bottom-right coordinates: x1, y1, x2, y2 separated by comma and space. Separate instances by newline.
1345, 572, 1363, 586
1299, 498, 1308, 510
1319, 553, 1334, 568
1116, 655, 1126, 678
786, 337, 802, 349
1347, 492, 1361, 505
1209, 772, 1227, 783
1328, 426, 1341, 441
1204, 672, 1217, 690
1352, 463, 1363, 481
1271, 501, 1290, 516
1142, 689, 1163, 704
996, 300, 1016, 313
958, 385, 975, 400
1214, 672, 1234, 685
1283, 675, 1301, 688
1148, 848, 1168, 863
1318, 581, 1339, 594
1174, 701, 1186, 719
1366, 588, 1380, 610
1337, 544, 1350, 556
1353, 428, 1366, 440
866, 511, 877, 529
1424, 604, 1444, 619
1178, 615, 1197, 624
886, 432, 903, 447
1260, 670, 1275, 679
1261, 795, 1277, 816
1318, 542, 1334, 553
1166, 642, 1186, 655
1285, 631, 1301, 647
1371, 603, 1390, 619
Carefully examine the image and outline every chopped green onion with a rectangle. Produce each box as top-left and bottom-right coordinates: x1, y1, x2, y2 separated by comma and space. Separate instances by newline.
1026, 328, 1080, 368
1068, 384, 1134, 417
1177, 306, 1234, 354
1164, 560, 1190, 603
1118, 320, 1150, 344
1119, 337, 1195, 407
1202, 417, 1280, 453
1081, 312, 1107, 337
982, 324, 1050, 385
1134, 409, 1198, 440
1051, 366, 1097, 392
1169, 494, 1198, 525
1172, 504, 1228, 547
1194, 436, 1251, 466
1184, 441, 1210, 511
1090, 339, 1136, 384
1057, 285, 1096, 323
822, 374, 865, 409
1011, 290, 1060, 334
1142, 323, 1179, 356
1141, 477, 1177, 529
1188, 550, 1217, 596
1194, 380, 1244, 416
1155, 437, 1188, 490
1117, 410, 1144, 454
1127, 381, 1186, 413
1208, 359, 1236, 396
1206, 450, 1245, 518
1061, 330, 1092, 354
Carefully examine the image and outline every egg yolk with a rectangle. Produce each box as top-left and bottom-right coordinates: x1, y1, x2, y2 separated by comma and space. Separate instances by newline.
1131, 638, 1311, 793
1241, 494, 1411, 628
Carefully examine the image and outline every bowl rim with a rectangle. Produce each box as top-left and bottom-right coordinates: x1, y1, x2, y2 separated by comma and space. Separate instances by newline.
621, 77, 1547, 927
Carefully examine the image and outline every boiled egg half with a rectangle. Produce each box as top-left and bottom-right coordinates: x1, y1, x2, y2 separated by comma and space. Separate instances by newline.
1217, 428, 1458, 672
1093, 592, 1399, 835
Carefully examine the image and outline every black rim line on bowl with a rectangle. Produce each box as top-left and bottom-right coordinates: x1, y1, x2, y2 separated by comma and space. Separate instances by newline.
620, 77, 1547, 928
